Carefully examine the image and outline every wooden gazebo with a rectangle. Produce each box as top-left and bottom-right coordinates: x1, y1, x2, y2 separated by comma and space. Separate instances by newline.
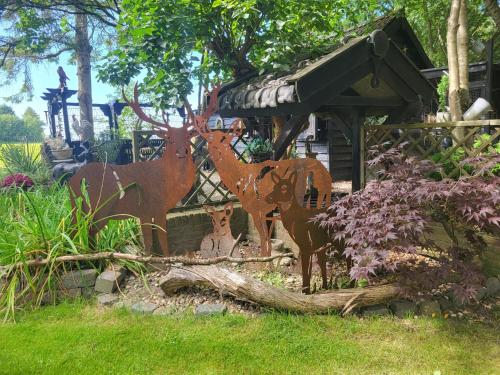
217, 15, 435, 191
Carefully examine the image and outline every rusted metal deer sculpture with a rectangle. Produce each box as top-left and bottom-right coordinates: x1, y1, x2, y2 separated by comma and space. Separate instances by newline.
200, 201, 237, 258
189, 90, 332, 257
67, 85, 219, 255
265, 170, 334, 294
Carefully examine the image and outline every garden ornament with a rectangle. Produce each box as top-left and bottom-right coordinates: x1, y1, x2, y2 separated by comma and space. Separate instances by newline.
67, 84, 220, 255
199, 202, 237, 258
266, 170, 335, 294
189, 86, 333, 257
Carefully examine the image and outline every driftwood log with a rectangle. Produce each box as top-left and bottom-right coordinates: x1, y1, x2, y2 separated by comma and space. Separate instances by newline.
160, 265, 400, 314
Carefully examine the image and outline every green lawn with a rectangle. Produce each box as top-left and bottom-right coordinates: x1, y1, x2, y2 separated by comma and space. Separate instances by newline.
0, 302, 498, 374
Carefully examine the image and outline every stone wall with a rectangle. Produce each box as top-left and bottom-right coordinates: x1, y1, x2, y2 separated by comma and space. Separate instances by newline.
166, 203, 248, 255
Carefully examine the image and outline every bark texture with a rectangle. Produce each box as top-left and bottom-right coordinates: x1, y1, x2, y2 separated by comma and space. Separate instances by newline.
75, 12, 94, 141
160, 265, 400, 313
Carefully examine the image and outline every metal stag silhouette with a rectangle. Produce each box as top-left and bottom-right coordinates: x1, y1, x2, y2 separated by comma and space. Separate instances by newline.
189, 86, 332, 257
68, 85, 219, 255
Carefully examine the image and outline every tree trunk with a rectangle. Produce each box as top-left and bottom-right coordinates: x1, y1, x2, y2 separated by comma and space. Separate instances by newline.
447, 0, 462, 123
75, 12, 94, 141
160, 265, 400, 313
484, 0, 500, 28
458, 0, 470, 107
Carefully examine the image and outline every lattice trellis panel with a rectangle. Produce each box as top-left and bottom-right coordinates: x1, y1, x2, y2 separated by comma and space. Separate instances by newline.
364, 120, 500, 181
132, 130, 249, 208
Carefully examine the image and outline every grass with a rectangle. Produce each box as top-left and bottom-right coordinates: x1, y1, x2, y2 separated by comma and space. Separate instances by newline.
0, 142, 41, 169
0, 301, 498, 375
0, 178, 143, 320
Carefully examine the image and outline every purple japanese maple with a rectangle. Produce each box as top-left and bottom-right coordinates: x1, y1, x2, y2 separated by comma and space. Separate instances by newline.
316, 144, 500, 301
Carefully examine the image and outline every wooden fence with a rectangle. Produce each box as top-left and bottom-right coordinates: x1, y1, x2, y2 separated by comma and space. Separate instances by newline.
132, 130, 250, 208
363, 119, 500, 182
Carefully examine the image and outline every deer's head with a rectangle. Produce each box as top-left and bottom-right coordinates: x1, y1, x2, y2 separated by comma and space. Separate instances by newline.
186, 85, 245, 162
203, 201, 233, 236
124, 84, 195, 160
265, 170, 297, 207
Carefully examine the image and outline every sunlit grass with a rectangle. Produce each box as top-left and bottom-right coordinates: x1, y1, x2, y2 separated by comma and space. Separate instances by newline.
0, 182, 143, 320
0, 301, 498, 375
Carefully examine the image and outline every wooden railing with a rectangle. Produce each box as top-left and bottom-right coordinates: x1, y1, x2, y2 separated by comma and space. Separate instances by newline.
363, 119, 500, 182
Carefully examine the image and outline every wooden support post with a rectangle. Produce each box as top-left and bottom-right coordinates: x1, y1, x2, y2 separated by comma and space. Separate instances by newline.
132, 130, 140, 163
351, 111, 365, 192
273, 114, 308, 160
61, 89, 71, 145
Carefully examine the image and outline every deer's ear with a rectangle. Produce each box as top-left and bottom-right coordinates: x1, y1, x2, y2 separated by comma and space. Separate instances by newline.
188, 127, 198, 138
203, 205, 215, 215
271, 171, 281, 184
289, 171, 298, 186
224, 201, 233, 217
154, 130, 167, 139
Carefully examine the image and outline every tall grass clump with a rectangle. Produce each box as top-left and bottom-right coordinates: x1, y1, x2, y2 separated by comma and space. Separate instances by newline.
0, 142, 51, 185
0, 183, 143, 320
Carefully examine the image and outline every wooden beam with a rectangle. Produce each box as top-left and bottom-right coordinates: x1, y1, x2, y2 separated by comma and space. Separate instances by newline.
329, 112, 353, 142
272, 114, 309, 160
324, 96, 404, 107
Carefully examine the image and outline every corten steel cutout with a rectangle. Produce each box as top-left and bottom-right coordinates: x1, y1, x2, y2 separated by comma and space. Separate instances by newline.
188, 90, 332, 257
199, 202, 237, 258
265, 170, 334, 294
67, 85, 219, 256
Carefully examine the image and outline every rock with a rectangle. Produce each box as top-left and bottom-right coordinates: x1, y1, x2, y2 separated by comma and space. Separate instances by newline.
437, 296, 453, 312
97, 293, 119, 307
485, 277, 500, 297
476, 287, 487, 301
194, 303, 227, 316
362, 304, 391, 317
60, 269, 97, 289
81, 287, 94, 299
41, 290, 57, 305
389, 300, 417, 318
95, 266, 126, 294
272, 250, 293, 267
270, 239, 285, 253
57, 288, 81, 300
418, 300, 441, 317
447, 291, 464, 308
131, 301, 158, 315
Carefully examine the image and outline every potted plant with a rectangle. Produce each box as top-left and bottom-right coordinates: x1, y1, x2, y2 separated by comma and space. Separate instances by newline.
245, 137, 273, 163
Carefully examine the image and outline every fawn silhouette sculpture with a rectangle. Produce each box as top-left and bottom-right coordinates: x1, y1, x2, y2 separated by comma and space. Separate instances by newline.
200, 202, 237, 258
189, 87, 332, 257
68, 85, 219, 255
266, 170, 338, 294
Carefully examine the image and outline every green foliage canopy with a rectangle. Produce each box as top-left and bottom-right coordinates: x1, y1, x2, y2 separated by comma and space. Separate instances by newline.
98, 0, 381, 106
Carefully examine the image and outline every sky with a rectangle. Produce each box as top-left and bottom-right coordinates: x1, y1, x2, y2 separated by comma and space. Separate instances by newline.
0, 53, 116, 119
0, 53, 199, 135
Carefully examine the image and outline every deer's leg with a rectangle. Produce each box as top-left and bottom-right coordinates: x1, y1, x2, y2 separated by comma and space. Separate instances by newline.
141, 222, 154, 256
155, 222, 169, 257
317, 250, 328, 290
253, 213, 270, 257
301, 253, 312, 294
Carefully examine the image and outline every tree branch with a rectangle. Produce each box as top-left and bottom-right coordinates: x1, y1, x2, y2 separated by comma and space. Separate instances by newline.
0, 251, 295, 272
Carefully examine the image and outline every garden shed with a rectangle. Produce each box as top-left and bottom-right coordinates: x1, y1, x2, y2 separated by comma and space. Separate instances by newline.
217, 15, 436, 191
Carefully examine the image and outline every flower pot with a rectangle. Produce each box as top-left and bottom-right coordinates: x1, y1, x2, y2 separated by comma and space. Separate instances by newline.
51, 148, 73, 160
250, 152, 272, 163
